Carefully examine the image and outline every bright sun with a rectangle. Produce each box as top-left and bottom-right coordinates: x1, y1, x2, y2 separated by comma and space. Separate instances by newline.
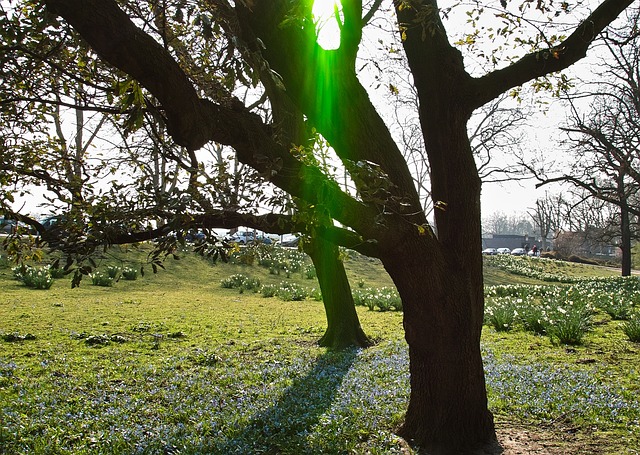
312, 1, 342, 50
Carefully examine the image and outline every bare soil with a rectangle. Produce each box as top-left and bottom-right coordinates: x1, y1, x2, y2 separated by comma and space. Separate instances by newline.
400, 423, 622, 454
493, 422, 616, 455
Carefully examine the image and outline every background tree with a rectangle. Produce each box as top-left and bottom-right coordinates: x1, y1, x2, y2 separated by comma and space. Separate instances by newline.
536, 7, 640, 274
5, 0, 633, 452
0, 0, 371, 349
482, 211, 534, 236
528, 191, 566, 250
558, 189, 628, 258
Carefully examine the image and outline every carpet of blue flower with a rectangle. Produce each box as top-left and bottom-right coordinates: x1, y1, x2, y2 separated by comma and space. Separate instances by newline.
1, 251, 640, 453
1, 338, 639, 453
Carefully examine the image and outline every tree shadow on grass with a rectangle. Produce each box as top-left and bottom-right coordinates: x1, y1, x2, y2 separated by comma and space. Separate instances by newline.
215, 347, 359, 454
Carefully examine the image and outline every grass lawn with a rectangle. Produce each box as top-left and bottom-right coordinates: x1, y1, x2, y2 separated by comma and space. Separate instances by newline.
0, 246, 639, 454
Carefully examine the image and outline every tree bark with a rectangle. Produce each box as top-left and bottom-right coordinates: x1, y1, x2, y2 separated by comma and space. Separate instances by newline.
384, 244, 496, 454
377, 121, 496, 452
620, 203, 632, 276
304, 236, 372, 349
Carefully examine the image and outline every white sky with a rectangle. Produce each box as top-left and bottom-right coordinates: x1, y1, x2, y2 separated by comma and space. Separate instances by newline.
481, 180, 536, 216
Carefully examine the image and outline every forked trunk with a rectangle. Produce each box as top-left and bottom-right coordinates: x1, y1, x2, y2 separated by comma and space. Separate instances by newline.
304, 236, 372, 349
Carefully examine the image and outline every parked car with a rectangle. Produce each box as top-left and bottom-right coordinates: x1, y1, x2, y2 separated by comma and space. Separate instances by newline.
228, 230, 272, 245
228, 231, 253, 244
0, 217, 17, 234
280, 234, 299, 247
40, 215, 65, 231
482, 248, 497, 255
511, 248, 527, 256
496, 247, 511, 254
1, 216, 36, 235
255, 234, 273, 244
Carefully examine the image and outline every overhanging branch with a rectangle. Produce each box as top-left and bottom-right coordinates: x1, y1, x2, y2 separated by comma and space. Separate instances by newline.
44, 0, 379, 239
471, 0, 635, 108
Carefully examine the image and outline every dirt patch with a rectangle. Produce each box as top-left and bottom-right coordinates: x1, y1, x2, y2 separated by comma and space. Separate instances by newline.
494, 422, 610, 455
399, 424, 608, 454
496, 425, 566, 454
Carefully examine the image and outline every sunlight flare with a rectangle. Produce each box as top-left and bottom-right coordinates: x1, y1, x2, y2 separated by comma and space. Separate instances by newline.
312, 0, 342, 50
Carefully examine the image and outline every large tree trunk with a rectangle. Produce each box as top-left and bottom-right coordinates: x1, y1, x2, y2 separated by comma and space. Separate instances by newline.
381, 34, 496, 445
385, 246, 495, 454
304, 236, 372, 349
378, 162, 496, 454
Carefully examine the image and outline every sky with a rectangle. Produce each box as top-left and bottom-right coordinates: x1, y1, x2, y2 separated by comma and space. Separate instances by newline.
481, 180, 537, 217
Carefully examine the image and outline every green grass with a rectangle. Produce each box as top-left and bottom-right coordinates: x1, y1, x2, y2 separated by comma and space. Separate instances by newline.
0, 246, 639, 454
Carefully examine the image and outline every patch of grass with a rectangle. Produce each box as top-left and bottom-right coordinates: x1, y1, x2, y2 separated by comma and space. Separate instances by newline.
0, 246, 639, 453
90, 271, 115, 287
622, 312, 640, 342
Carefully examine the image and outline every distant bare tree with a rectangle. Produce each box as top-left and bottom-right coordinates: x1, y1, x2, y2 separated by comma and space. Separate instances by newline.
483, 211, 533, 236
537, 8, 640, 275
528, 192, 566, 250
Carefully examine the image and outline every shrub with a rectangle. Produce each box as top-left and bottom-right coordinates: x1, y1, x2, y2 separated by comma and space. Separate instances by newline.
545, 304, 592, 345
90, 272, 114, 287
352, 287, 401, 312
275, 282, 308, 301
622, 313, 640, 342
121, 267, 138, 280
20, 266, 54, 290
48, 267, 66, 278
11, 264, 29, 281
220, 274, 261, 292
255, 246, 307, 275
593, 292, 633, 320
375, 288, 402, 312
485, 297, 519, 332
260, 284, 278, 298
310, 287, 323, 301
543, 287, 594, 345
232, 248, 256, 265
519, 302, 547, 335
304, 265, 316, 279
105, 265, 121, 279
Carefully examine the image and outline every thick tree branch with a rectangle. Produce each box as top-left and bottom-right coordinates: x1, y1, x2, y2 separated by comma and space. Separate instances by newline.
471, 0, 635, 108
236, 1, 426, 225
536, 174, 640, 217
341, 0, 363, 62
362, 0, 383, 26
44, 0, 379, 239
196, 211, 380, 257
